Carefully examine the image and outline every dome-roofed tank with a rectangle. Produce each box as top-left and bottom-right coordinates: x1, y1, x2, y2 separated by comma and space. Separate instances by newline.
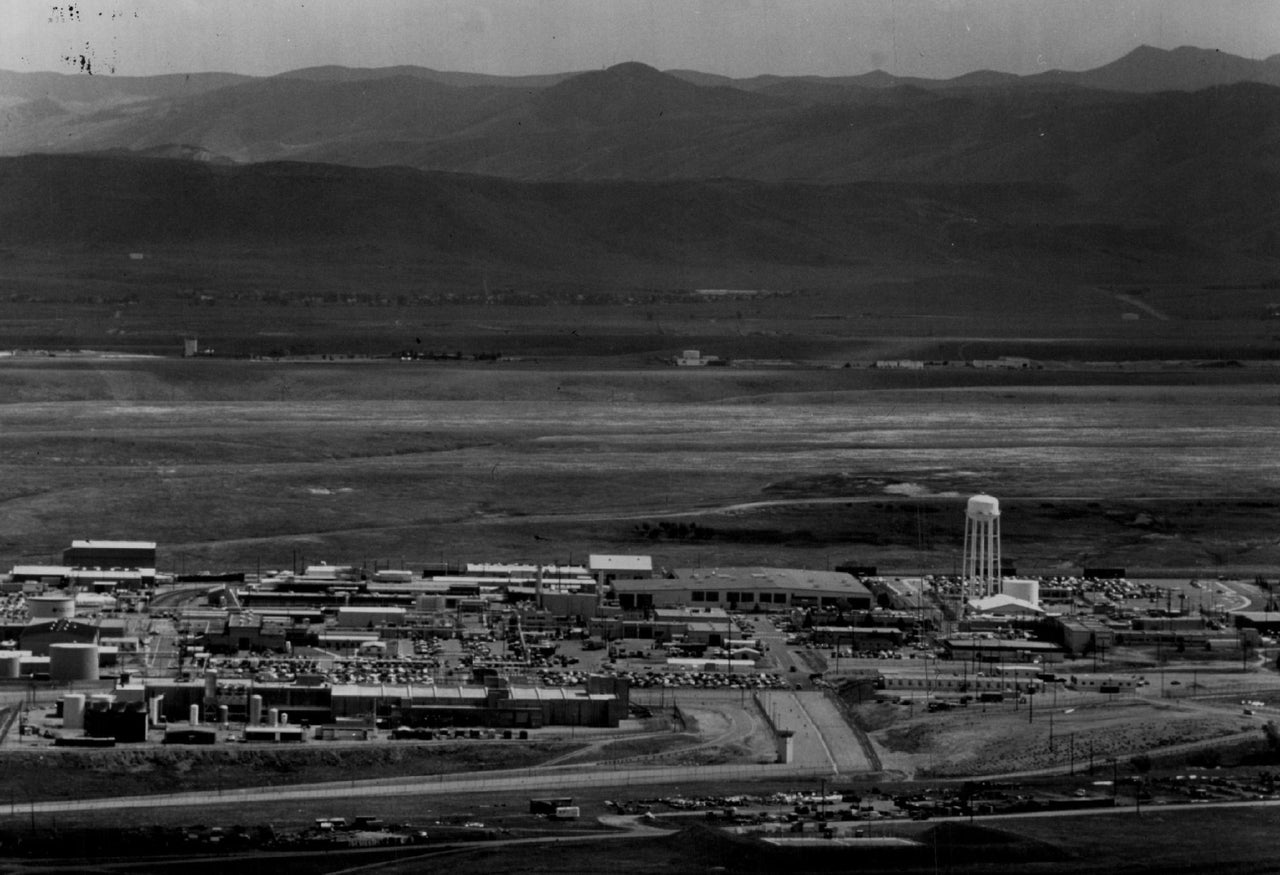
26, 595, 75, 622
966, 494, 1001, 520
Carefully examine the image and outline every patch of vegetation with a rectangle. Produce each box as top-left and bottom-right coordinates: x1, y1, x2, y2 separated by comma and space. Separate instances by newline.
3, 741, 582, 803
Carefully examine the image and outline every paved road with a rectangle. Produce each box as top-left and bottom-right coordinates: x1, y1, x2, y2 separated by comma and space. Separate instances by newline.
757, 690, 872, 774
14, 761, 838, 817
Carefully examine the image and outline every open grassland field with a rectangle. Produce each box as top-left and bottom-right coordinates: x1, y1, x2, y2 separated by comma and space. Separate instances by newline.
2, 360, 1280, 575
2, 243, 1280, 362
0, 738, 582, 804
863, 696, 1257, 778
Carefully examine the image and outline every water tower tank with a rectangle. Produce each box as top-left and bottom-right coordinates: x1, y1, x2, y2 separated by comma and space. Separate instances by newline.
49, 643, 99, 682
966, 494, 1001, 521
27, 596, 75, 622
962, 493, 1003, 600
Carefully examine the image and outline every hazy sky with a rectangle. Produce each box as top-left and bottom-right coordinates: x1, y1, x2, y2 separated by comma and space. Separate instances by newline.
3, 0, 1277, 79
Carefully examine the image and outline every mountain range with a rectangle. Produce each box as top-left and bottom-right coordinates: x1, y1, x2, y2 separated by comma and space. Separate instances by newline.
0, 45, 1276, 281
2, 45, 1279, 187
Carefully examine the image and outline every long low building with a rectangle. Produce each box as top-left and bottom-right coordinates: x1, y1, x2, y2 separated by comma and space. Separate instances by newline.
9, 566, 156, 590
613, 567, 872, 611
142, 674, 629, 729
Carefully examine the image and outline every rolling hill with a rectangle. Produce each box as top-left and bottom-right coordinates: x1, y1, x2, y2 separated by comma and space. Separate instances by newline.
0, 151, 1266, 271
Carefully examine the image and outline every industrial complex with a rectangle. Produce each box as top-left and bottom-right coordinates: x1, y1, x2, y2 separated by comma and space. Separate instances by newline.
0, 495, 1265, 758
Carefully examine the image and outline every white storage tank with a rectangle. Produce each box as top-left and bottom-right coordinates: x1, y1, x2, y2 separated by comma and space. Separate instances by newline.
63, 693, 86, 730
27, 595, 75, 621
1003, 578, 1040, 608
0, 651, 23, 679
49, 642, 99, 682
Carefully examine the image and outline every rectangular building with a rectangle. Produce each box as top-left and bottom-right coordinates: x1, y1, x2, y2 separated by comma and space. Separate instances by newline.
613, 568, 872, 612
63, 540, 156, 570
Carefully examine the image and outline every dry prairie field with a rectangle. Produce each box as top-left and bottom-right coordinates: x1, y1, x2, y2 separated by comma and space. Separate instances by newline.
2, 358, 1279, 576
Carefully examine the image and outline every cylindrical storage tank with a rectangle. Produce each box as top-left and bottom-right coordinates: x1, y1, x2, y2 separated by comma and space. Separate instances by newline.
49, 643, 99, 682
218, 704, 229, 726
279, 712, 288, 726
26, 596, 75, 621
268, 707, 279, 727
204, 669, 218, 702
249, 695, 263, 725
189, 704, 200, 725
1004, 578, 1040, 607
966, 494, 1001, 521
0, 651, 22, 679
63, 693, 86, 730
149, 695, 163, 726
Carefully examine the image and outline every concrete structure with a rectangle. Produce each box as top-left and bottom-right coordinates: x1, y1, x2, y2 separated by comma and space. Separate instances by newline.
613, 568, 872, 612
63, 693, 86, 729
775, 729, 795, 763
962, 494, 1002, 601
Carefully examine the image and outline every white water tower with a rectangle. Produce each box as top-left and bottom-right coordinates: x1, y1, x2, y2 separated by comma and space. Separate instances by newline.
963, 493, 1002, 600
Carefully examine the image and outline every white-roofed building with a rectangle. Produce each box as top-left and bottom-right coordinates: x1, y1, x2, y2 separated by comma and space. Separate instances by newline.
589, 555, 653, 581
966, 594, 1044, 616
613, 567, 872, 612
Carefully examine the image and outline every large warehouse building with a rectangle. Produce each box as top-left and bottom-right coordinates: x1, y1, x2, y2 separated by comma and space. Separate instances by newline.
63, 540, 157, 570
612, 567, 872, 612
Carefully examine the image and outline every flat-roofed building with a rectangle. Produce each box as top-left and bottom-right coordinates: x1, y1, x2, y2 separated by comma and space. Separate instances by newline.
63, 540, 156, 570
10, 566, 155, 590
336, 606, 407, 628
613, 568, 872, 612
589, 555, 653, 582
941, 637, 1064, 663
